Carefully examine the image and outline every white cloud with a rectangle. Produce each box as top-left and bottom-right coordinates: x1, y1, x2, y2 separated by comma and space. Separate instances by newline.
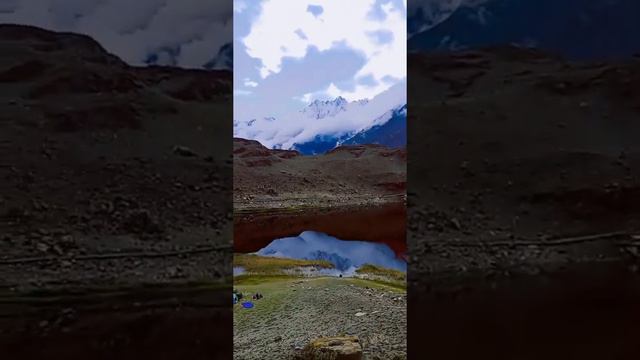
241, 0, 406, 101
234, 79, 405, 149
244, 78, 258, 87
234, 0, 247, 13
295, 93, 313, 103
0, 0, 232, 69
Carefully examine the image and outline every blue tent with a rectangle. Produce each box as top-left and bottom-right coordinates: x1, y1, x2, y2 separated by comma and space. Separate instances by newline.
242, 301, 254, 309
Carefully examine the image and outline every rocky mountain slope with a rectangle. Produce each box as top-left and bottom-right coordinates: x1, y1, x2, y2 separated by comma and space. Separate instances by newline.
409, 0, 640, 60
233, 138, 406, 255
292, 103, 407, 155
0, 24, 233, 291
342, 104, 407, 148
409, 45, 640, 278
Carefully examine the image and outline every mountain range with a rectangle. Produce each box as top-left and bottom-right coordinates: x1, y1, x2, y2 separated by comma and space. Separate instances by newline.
234, 82, 407, 155
409, 0, 640, 60
144, 42, 232, 70
292, 103, 407, 155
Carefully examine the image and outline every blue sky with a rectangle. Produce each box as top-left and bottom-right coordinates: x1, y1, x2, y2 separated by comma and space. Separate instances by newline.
234, 0, 407, 122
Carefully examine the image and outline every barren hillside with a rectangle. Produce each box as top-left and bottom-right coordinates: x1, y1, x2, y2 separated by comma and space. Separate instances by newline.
0, 24, 233, 290
233, 138, 407, 254
409, 46, 640, 277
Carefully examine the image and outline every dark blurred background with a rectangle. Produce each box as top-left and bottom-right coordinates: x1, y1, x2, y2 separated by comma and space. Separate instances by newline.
0, 1, 233, 358
408, 0, 640, 359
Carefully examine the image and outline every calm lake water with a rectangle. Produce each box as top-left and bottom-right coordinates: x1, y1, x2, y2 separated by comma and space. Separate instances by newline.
256, 230, 406, 272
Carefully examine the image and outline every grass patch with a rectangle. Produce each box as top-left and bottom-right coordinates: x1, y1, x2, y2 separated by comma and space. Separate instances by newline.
347, 277, 406, 293
233, 274, 298, 286
234, 253, 333, 275
356, 264, 406, 282
232, 275, 303, 328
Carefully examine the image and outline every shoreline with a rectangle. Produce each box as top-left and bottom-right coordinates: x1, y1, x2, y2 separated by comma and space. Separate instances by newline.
233, 199, 407, 255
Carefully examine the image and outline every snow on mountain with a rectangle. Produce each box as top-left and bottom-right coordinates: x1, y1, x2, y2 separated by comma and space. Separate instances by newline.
295, 103, 407, 154
341, 104, 407, 149
204, 42, 233, 70
408, 0, 490, 37
409, 0, 640, 60
145, 42, 232, 70
300, 96, 349, 120
235, 116, 275, 130
233, 79, 406, 152
257, 231, 406, 273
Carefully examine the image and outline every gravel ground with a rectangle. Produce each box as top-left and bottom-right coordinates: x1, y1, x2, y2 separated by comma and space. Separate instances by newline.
408, 47, 640, 281
233, 277, 406, 360
0, 25, 233, 293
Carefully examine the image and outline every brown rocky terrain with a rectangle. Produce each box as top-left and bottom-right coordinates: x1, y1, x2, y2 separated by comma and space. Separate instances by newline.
408, 46, 640, 359
0, 24, 232, 357
234, 277, 406, 360
233, 138, 407, 255
409, 45, 640, 278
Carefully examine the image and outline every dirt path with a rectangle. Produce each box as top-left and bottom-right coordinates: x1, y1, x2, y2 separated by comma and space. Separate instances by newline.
233, 277, 406, 360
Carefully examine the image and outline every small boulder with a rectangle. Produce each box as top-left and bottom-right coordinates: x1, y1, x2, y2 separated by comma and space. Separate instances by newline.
299, 336, 362, 360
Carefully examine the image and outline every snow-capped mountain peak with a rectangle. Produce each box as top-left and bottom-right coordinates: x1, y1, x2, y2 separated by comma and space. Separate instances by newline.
409, 0, 640, 61
299, 96, 373, 120
233, 79, 406, 151
300, 96, 350, 120
408, 0, 490, 37
237, 116, 275, 128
